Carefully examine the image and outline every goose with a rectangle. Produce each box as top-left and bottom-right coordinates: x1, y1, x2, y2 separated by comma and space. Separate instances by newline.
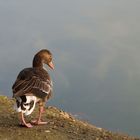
12, 49, 54, 128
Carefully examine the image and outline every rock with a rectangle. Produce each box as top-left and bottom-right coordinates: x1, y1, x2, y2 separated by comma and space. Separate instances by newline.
45, 130, 51, 133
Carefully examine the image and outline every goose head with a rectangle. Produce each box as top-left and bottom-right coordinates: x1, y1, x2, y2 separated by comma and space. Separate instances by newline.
33, 49, 54, 70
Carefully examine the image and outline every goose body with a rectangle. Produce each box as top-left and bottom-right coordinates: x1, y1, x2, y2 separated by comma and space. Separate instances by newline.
12, 49, 54, 127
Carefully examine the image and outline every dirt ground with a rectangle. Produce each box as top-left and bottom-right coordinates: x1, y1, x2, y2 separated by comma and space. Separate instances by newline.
0, 96, 139, 140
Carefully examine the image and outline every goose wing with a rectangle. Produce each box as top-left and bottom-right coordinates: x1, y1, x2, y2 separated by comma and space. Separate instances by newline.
12, 68, 53, 99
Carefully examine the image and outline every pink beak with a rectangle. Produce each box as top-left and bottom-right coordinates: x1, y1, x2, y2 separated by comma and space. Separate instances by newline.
48, 61, 54, 70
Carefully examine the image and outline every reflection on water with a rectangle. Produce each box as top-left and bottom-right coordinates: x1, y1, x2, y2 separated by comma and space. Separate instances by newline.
0, 0, 140, 137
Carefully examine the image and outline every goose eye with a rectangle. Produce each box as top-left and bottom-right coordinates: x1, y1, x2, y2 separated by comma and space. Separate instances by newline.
49, 56, 52, 62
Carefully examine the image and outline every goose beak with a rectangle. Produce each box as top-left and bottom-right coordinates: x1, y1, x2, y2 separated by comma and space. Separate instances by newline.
48, 61, 54, 70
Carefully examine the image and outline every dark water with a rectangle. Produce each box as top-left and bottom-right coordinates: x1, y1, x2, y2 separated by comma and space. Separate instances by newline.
0, 0, 140, 137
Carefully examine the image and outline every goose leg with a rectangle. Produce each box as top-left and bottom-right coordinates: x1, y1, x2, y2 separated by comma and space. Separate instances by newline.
31, 105, 47, 125
18, 112, 33, 128
37, 106, 47, 124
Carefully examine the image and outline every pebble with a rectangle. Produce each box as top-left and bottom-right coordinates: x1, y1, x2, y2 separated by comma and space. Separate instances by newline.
45, 130, 51, 133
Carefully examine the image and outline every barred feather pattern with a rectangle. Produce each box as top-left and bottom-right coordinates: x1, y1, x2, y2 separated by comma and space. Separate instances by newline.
12, 68, 53, 99
12, 67, 53, 114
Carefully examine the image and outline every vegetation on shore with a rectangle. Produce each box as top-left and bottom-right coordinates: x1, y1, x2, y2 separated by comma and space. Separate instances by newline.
0, 96, 139, 140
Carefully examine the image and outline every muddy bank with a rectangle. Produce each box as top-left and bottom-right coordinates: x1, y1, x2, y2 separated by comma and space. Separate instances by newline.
0, 96, 139, 140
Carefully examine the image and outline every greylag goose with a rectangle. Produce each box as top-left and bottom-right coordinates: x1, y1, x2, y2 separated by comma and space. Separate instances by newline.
12, 49, 54, 128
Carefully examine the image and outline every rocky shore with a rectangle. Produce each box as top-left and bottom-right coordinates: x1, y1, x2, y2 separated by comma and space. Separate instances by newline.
0, 96, 139, 140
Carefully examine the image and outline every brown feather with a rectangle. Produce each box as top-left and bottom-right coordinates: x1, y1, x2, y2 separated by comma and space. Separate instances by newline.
12, 67, 53, 101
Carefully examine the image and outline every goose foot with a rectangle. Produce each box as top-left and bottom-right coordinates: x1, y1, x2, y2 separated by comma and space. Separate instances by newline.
31, 119, 48, 125
18, 112, 33, 128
